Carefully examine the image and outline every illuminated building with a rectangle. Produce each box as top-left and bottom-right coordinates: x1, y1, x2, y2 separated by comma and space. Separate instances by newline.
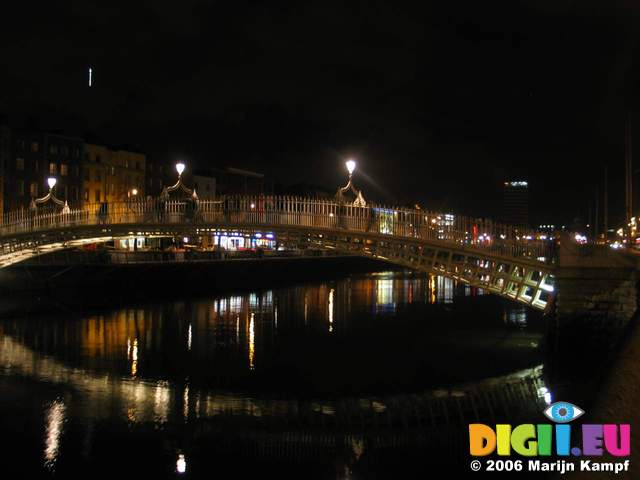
83, 144, 146, 204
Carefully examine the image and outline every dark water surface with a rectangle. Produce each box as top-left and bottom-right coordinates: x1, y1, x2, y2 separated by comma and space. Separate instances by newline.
0, 270, 552, 479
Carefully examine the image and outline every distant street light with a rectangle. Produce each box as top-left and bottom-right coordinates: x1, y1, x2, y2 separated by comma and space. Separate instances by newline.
131, 188, 138, 196
176, 162, 186, 177
47, 177, 57, 190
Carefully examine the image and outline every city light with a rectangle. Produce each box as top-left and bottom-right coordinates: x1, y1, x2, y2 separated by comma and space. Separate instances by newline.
131, 188, 138, 196
176, 162, 186, 176
345, 159, 356, 175
176, 454, 186, 474
47, 177, 57, 190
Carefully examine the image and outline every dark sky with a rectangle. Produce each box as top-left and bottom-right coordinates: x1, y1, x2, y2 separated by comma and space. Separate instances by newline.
1, 0, 640, 226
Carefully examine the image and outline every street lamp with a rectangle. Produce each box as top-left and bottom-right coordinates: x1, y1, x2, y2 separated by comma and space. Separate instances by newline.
30, 176, 67, 212
160, 161, 197, 200
336, 158, 366, 207
345, 159, 356, 176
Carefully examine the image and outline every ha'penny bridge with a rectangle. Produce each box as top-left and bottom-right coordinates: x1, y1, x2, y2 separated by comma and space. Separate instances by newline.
0, 163, 638, 321
0, 194, 556, 310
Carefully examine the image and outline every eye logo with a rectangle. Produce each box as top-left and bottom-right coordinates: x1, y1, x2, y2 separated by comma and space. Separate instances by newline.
543, 401, 584, 423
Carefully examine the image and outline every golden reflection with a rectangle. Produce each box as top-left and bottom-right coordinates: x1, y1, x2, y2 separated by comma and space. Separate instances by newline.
183, 385, 189, 421
154, 381, 170, 423
248, 312, 255, 371
44, 398, 65, 470
428, 274, 436, 304
127, 337, 139, 377
328, 288, 335, 333
187, 324, 192, 351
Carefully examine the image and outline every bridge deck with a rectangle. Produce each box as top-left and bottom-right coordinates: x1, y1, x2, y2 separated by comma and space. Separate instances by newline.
0, 196, 555, 310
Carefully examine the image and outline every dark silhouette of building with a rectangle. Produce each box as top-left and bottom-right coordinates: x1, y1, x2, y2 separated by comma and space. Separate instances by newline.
3, 126, 84, 211
212, 167, 272, 196
503, 181, 529, 227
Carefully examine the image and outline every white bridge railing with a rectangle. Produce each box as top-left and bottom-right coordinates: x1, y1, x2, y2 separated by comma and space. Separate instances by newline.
0, 196, 553, 262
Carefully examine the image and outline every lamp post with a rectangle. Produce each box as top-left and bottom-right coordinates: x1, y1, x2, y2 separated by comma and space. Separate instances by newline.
161, 162, 197, 198
30, 177, 68, 212
336, 159, 366, 206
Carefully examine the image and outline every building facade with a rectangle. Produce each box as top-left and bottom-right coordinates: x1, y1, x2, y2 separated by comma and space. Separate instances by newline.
503, 180, 529, 227
83, 144, 146, 205
193, 173, 216, 199
3, 129, 84, 211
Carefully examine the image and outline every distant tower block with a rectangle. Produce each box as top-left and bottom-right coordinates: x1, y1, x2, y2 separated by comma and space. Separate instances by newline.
503, 180, 529, 227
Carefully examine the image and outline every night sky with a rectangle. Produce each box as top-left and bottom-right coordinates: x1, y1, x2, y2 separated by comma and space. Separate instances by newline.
1, 1, 640, 226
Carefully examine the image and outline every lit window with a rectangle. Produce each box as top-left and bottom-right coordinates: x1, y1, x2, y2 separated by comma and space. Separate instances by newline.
60, 163, 69, 176
29, 182, 38, 197
16, 157, 24, 170
95, 190, 101, 202
49, 162, 57, 175
31, 142, 39, 152
18, 180, 24, 195
49, 144, 58, 155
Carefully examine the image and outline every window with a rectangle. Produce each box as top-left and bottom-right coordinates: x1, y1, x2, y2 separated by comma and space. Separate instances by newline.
34, 160, 39, 172
17, 139, 25, 150
49, 162, 57, 175
96, 154, 101, 163
16, 157, 24, 170
73, 165, 79, 177
110, 166, 115, 176
31, 142, 39, 153
136, 162, 141, 170
84, 189, 89, 202
95, 170, 101, 182
30, 182, 38, 197
49, 144, 58, 155
60, 163, 68, 176
18, 180, 24, 196
71, 186, 78, 201
84, 169, 90, 181
95, 190, 101, 202
61, 145, 69, 156
74, 148, 80, 158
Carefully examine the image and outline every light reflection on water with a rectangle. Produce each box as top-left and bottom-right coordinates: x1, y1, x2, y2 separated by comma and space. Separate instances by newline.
0, 271, 548, 477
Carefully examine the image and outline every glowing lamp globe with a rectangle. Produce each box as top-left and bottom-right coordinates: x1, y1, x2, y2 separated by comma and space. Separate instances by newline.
176, 162, 186, 176
345, 159, 356, 175
47, 177, 57, 190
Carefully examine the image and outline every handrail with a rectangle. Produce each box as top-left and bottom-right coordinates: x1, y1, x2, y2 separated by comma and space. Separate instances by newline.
0, 196, 554, 263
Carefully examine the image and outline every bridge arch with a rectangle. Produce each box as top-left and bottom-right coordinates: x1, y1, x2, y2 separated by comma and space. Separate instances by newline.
0, 197, 555, 310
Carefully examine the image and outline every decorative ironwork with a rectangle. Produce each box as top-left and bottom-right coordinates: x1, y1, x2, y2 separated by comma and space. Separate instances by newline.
29, 178, 70, 214
336, 160, 366, 207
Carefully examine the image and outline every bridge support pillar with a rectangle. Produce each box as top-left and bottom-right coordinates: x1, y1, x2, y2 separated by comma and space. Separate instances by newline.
552, 235, 639, 347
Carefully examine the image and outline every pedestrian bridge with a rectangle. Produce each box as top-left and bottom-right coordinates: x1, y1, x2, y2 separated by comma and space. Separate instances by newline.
0, 196, 555, 311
